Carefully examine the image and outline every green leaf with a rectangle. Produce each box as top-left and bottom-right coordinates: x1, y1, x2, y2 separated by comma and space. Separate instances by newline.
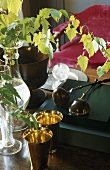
19, 115, 31, 127
0, 73, 12, 80
105, 48, 110, 59
78, 55, 88, 71
31, 115, 39, 130
10, 109, 21, 117
80, 33, 95, 56
50, 33, 55, 44
4, 83, 21, 99
0, 87, 16, 105
48, 43, 53, 60
51, 9, 62, 22
34, 15, 41, 30
87, 42, 95, 56
79, 26, 83, 35
26, 34, 32, 44
97, 66, 104, 77
65, 25, 77, 41
41, 18, 50, 33
7, 0, 22, 15
33, 32, 44, 46
38, 41, 50, 54
73, 19, 80, 29
60, 9, 69, 18
103, 62, 110, 73
0, 0, 8, 9
99, 38, 106, 50
92, 39, 99, 53
0, 12, 19, 28
39, 8, 51, 18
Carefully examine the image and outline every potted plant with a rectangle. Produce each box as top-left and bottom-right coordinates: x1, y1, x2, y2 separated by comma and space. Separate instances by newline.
0, 71, 54, 170
0, 0, 69, 132
59, 14, 110, 77
1, 0, 110, 77
0, 0, 68, 57
0, 1, 110, 168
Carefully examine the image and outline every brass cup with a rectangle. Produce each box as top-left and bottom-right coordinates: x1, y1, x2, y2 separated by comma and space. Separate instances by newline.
23, 127, 53, 170
36, 110, 63, 153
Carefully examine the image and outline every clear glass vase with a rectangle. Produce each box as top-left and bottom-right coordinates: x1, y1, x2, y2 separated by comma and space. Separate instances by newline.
2, 46, 30, 131
0, 65, 22, 155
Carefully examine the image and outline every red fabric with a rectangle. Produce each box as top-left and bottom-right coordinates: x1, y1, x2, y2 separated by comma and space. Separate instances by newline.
51, 4, 110, 68
50, 42, 107, 69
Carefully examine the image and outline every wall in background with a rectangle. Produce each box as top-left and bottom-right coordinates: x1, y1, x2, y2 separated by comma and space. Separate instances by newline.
65, 0, 110, 13
22, 1, 110, 46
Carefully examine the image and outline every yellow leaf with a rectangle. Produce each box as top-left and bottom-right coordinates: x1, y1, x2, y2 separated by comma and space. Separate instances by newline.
103, 62, 110, 73
73, 19, 80, 29
0, 0, 8, 9
65, 27, 77, 41
50, 33, 55, 43
80, 33, 94, 56
8, 0, 22, 15
87, 42, 95, 56
69, 15, 75, 21
80, 34, 87, 43
105, 48, 110, 59
0, 12, 19, 27
33, 33, 39, 46
79, 26, 83, 35
78, 55, 88, 71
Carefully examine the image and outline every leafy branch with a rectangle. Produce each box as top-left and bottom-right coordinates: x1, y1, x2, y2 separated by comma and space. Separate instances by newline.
0, 74, 38, 130
0, 0, 69, 59
65, 15, 110, 77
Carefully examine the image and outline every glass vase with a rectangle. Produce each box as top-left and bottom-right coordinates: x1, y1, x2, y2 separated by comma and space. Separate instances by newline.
0, 65, 22, 155
2, 46, 30, 131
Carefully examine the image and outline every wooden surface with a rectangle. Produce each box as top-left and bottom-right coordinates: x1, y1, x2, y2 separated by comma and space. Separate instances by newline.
0, 131, 110, 170
0, 68, 110, 170
84, 68, 110, 83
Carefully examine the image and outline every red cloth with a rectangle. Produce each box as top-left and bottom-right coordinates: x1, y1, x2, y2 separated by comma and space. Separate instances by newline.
50, 4, 110, 68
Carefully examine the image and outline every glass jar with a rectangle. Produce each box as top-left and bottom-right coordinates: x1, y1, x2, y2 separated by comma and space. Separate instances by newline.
2, 45, 30, 131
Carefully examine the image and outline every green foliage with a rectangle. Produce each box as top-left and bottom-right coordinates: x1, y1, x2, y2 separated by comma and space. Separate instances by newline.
78, 55, 89, 71
105, 49, 110, 59
80, 33, 95, 56
10, 109, 39, 130
65, 24, 78, 41
0, 73, 12, 80
0, 0, 22, 14
0, 74, 39, 130
0, 5, 68, 58
64, 14, 110, 75
60, 9, 69, 18
0, 75, 21, 106
97, 66, 105, 77
103, 61, 110, 73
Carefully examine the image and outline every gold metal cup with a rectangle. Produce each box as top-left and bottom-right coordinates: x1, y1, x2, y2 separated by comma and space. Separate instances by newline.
36, 110, 63, 153
23, 127, 53, 170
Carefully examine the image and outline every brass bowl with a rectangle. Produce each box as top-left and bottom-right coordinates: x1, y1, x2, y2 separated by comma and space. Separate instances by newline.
36, 110, 63, 126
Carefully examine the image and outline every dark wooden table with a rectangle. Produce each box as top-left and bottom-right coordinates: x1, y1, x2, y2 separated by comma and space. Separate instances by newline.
0, 68, 110, 170
0, 130, 110, 170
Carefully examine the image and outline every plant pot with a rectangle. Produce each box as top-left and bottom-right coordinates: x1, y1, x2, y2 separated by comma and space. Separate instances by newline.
23, 127, 53, 170
18, 46, 49, 109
